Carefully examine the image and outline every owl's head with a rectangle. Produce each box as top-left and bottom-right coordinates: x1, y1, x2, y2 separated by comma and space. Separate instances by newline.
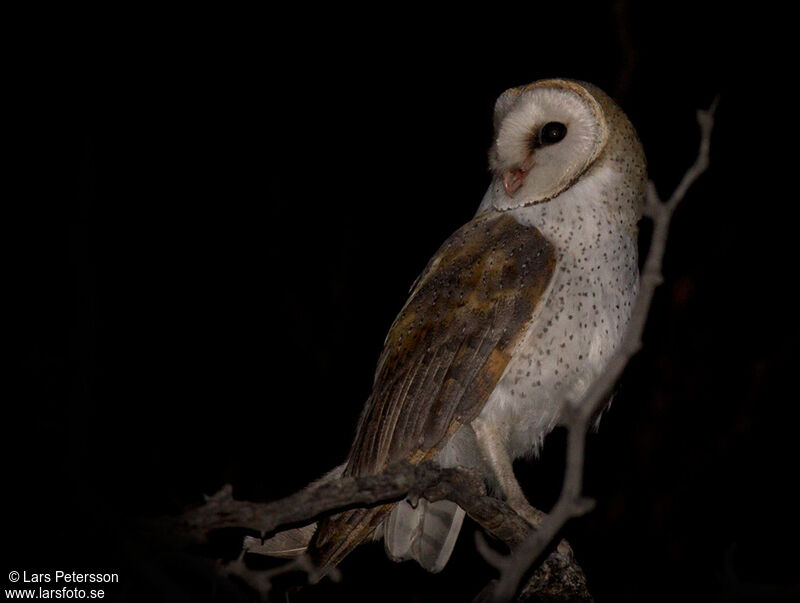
488, 79, 645, 212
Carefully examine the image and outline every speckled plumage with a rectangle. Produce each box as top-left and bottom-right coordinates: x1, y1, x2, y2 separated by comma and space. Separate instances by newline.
309, 79, 647, 575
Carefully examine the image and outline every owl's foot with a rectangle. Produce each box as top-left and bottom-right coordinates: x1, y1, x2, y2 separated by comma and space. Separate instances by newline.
505, 494, 545, 528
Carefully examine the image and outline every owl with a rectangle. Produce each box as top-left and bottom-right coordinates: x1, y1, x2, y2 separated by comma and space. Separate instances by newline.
273, 79, 646, 575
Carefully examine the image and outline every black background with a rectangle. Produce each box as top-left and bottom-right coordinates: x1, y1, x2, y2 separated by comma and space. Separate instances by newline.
7, 3, 799, 602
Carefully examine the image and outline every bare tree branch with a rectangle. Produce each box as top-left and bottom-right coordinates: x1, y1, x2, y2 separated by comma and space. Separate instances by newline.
487, 97, 719, 602
155, 461, 590, 600
165, 462, 484, 545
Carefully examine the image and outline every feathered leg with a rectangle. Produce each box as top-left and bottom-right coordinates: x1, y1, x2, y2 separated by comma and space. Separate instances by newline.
471, 418, 544, 528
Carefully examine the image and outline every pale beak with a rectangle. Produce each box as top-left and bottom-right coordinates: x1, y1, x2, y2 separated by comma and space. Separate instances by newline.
502, 155, 536, 197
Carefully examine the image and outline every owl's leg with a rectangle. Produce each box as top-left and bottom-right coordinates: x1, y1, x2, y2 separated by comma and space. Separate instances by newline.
471, 418, 544, 528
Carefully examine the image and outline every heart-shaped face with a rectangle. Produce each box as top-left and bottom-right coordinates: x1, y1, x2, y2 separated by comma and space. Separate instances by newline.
489, 79, 609, 210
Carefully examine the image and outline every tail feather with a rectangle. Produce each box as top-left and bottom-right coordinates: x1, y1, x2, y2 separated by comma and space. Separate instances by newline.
257, 523, 317, 558
310, 505, 393, 579
384, 499, 465, 573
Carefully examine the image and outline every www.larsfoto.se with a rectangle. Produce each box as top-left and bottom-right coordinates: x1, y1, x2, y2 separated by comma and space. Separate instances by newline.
4, 586, 107, 599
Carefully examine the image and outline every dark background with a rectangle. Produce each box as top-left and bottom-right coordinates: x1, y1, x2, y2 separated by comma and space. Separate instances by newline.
7, 3, 799, 601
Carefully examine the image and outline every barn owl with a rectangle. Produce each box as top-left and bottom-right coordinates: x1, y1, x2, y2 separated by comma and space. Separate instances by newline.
268, 78, 646, 575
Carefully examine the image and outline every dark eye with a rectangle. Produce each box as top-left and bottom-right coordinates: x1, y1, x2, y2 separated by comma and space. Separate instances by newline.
540, 121, 567, 144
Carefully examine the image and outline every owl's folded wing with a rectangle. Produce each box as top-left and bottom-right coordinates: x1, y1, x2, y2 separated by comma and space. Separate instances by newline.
310, 212, 556, 571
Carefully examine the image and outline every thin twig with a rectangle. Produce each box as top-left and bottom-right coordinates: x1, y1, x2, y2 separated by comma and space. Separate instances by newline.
219, 551, 341, 601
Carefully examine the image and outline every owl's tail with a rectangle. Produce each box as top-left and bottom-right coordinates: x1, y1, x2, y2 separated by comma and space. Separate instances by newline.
309, 504, 392, 577
308, 498, 465, 578
383, 498, 466, 573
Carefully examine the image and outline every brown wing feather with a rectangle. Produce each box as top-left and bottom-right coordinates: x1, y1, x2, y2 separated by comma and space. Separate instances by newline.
310, 213, 556, 571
